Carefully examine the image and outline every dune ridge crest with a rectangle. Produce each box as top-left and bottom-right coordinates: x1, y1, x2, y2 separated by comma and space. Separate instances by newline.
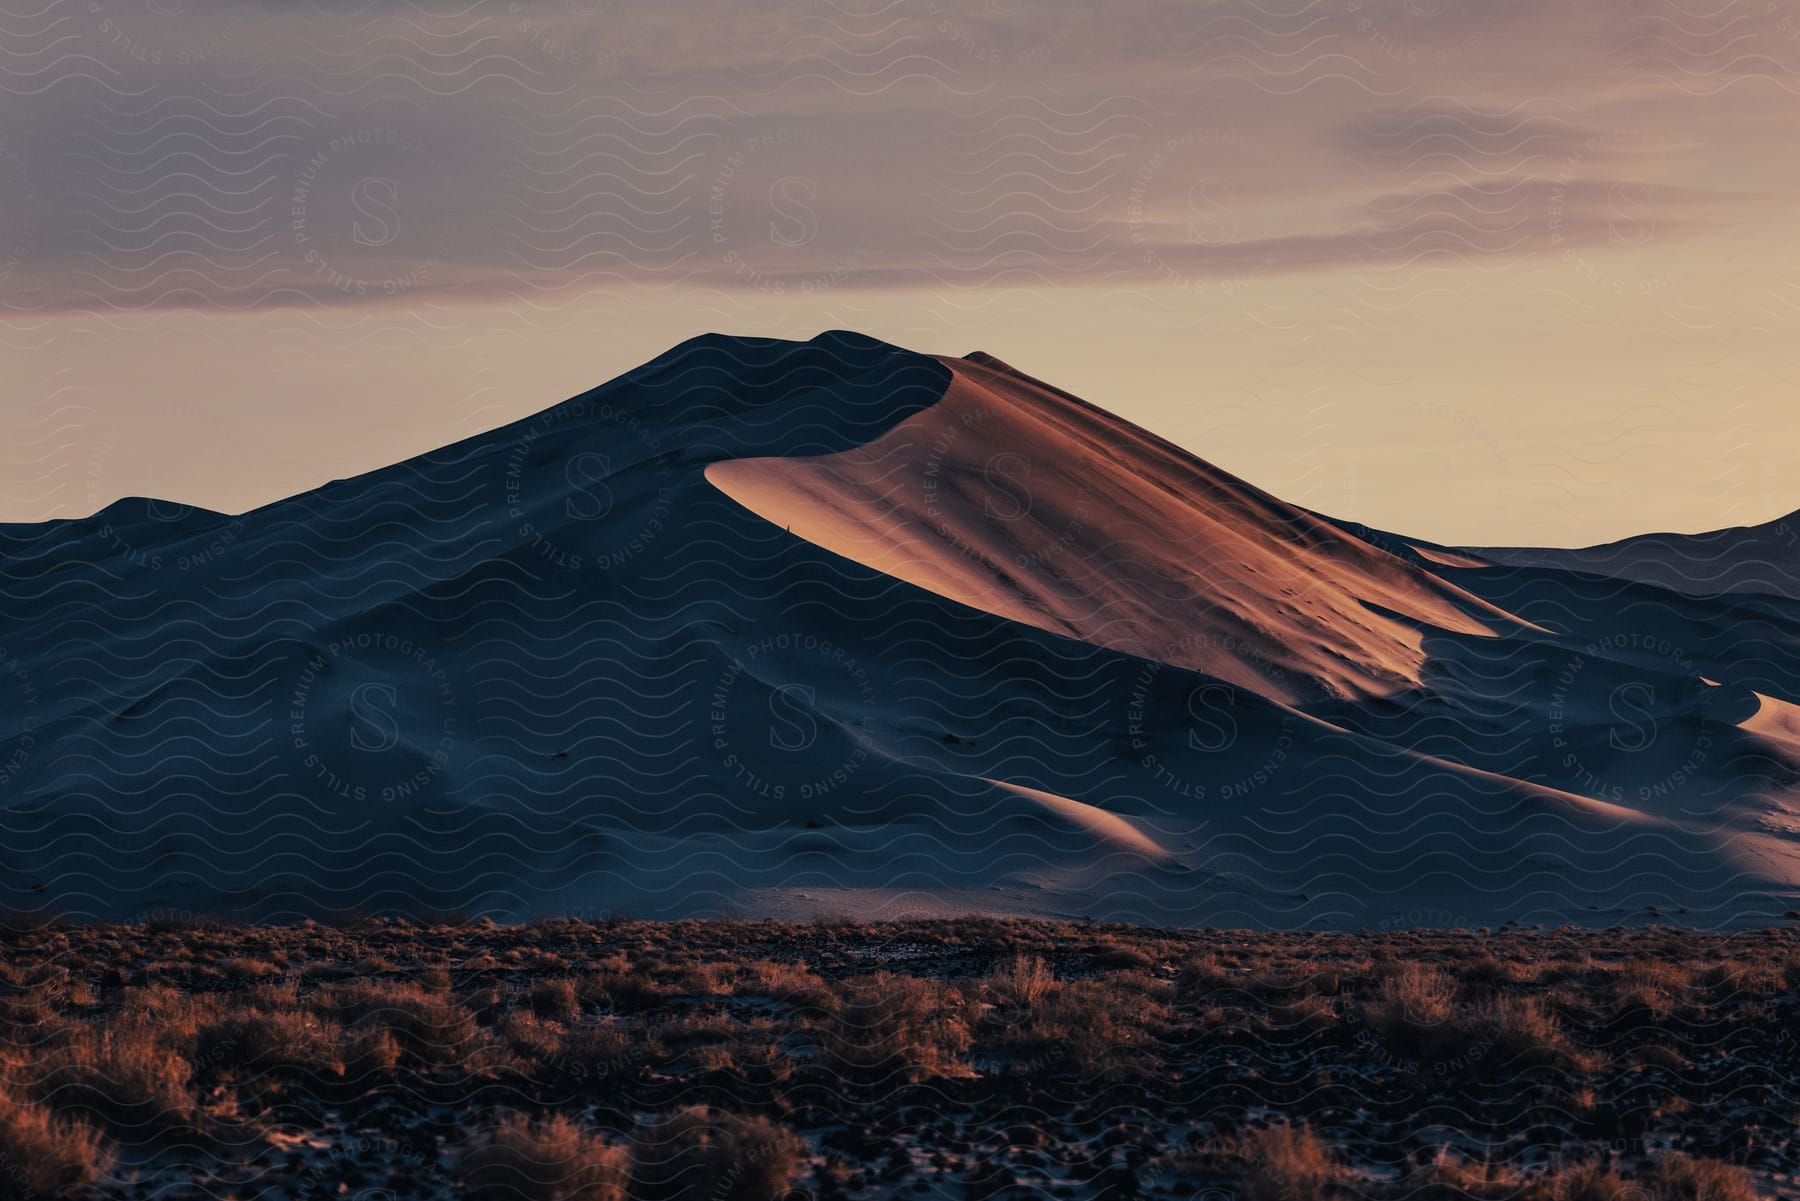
1, 331, 1795, 926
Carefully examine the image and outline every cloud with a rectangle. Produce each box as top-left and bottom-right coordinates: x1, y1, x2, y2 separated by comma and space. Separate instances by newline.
1, 0, 1795, 314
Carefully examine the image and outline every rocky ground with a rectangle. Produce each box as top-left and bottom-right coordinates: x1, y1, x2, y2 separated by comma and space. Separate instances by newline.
1, 916, 1796, 1200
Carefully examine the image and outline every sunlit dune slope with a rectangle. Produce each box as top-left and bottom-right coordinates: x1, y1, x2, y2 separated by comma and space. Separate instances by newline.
709, 353, 1517, 706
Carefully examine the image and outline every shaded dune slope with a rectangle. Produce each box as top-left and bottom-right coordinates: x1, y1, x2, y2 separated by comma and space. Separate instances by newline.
1469, 511, 1800, 602
1, 332, 1794, 926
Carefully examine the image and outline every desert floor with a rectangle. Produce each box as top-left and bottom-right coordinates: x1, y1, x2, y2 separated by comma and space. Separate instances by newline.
2, 916, 1795, 1200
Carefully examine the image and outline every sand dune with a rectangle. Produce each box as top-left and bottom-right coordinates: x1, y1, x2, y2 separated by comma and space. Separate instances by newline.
1742, 692, 1800, 753
982, 777, 1175, 863
1471, 510, 1800, 601
1, 331, 1794, 926
709, 353, 1516, 706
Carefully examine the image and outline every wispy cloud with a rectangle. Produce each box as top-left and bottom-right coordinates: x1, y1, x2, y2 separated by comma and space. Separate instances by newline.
2, 0, 1796, 314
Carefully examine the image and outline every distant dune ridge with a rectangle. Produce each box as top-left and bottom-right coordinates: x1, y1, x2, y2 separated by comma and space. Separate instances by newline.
1, 331, 1796, 926
1469, 514, 1800, 602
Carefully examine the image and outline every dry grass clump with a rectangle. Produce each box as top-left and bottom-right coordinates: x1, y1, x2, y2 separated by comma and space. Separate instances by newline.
1083, 939, 1157, 971
460, 1112, 629, 1201
579, 962, 667, 1013
1236, 1123, 1346, 1201
530, 978, 581, 1023
1397, 1149, 1530, 1200
663, 961, 734, 997
496, 1012, 566, 1063
629, 1107, 805, 1201
1639, 1152, 1759, 1201
981, 953, 1054, 1016
1457, 953, 1520, 990
1408, 1152, 1766, 1201
0, 1088, 114, 1201
214, 956, 281, 983
817, 972, 971, 1083
737, 960, 832, 1014
1541, 1162, 1637, 1201
1264, 992, 1338, 1039
1482, 995, 1582, 1070
1607, 957, 1698, 1020
33, 1020, 198, 1134
191, 1009, 345, 1082
553, 1024, 657, 1083
314, 981, 477, 1067
1175, 951, 1248, 1003
1358, 963, 1587, 1075
0, 964, 69, 1028
1360, 963, 1461, 1060
983, 972, 1169, 1074
1387, 1149, 1747, 1201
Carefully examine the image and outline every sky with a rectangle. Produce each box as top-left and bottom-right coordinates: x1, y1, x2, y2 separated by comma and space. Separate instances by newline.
2, 0, 1797, 546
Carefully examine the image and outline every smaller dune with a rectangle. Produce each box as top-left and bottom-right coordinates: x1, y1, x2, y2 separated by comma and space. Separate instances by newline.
983, 777, 1174, 862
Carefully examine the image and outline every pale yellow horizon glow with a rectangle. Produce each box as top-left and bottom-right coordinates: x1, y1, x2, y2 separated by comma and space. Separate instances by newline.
3, 0, 1798, 548
6, 267, 1796, 549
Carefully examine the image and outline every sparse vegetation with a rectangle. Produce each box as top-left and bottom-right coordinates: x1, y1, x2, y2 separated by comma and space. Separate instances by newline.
1640, 1152, 1760, 1201
0, 1087, 114, 1201
0, 917, 1792, 1198
818, 971, 972, 1083
1236, 1123, 1344, 1201
630, 1107, 804, 1201
460, 1112, 630, 1201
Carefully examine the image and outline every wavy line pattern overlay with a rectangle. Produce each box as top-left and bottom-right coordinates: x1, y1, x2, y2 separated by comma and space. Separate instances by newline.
2, 3, 1798, 1199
